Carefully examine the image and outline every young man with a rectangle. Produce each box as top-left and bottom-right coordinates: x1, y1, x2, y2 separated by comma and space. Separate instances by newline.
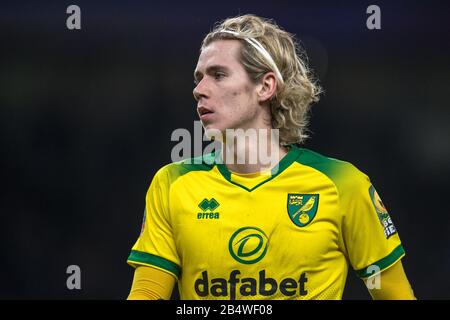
126, 14, 415, 300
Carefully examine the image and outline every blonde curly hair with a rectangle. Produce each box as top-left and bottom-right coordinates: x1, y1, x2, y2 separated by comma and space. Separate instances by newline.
201, 14, 321, 145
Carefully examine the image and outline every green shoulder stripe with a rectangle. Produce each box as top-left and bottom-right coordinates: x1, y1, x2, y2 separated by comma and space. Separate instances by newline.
127, 250, 181, 278
295, 148, 364, 193
355, 245, 406, 278
164, 152, 216, 185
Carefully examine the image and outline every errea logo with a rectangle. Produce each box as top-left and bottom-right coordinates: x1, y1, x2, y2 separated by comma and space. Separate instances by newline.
197, 198, 220, 219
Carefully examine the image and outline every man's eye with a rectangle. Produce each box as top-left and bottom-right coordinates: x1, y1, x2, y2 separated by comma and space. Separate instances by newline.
215, 72, 225, 80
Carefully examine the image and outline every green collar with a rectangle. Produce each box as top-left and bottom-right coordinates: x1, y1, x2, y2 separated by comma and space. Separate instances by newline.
215, 145, 302, 192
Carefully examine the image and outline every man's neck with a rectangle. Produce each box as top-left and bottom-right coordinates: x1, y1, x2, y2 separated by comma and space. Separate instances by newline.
221, 133, 289, 174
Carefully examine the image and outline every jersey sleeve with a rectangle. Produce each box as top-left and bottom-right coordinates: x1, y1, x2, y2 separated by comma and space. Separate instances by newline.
127, 167, 181, 280
340, 167, 405, 279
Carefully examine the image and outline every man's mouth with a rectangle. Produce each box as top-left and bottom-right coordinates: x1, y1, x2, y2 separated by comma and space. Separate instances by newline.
197, 105, 216, 123
198, 106, 214, 117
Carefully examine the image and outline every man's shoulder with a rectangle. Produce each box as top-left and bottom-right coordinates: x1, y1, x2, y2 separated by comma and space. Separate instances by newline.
154, 152, 216, 184
295, 147, 369, 189
296, 147, 361, 173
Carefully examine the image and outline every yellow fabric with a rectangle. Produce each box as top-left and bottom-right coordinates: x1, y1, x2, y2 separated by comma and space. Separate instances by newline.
127, 265, 175, 300
127, 146, 408, 299
368, 261, 416, 300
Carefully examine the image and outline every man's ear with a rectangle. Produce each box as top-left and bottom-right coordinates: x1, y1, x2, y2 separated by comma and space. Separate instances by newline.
257, 72, 277, 103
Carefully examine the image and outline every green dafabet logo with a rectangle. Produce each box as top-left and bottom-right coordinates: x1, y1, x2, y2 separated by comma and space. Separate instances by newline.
287, 194, 319, 227
229, 227, 269, 264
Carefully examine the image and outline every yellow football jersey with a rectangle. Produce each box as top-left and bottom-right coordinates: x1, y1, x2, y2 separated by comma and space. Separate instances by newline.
127, 145, 405, 300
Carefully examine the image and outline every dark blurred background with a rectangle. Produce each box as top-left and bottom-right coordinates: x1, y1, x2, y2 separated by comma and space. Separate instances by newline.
1, 0, 449, 299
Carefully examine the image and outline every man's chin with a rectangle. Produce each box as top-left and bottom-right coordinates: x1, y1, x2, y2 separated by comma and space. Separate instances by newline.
203, 125, 225, 142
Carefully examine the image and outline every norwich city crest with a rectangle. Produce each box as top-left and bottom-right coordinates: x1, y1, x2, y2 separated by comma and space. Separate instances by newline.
287, 194, 319, 227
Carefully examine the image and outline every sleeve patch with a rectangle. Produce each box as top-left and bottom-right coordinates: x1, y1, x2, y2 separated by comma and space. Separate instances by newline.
369, 185, 397, 239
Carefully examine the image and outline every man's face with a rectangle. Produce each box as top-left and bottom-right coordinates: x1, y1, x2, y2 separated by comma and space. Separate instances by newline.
193, 40, 261, 134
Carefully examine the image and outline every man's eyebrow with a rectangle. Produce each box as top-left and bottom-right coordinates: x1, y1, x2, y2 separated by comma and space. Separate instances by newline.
194, 65, 229, 81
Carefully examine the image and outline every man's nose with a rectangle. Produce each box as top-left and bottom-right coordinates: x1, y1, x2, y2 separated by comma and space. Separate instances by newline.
193, 78, 209, 101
